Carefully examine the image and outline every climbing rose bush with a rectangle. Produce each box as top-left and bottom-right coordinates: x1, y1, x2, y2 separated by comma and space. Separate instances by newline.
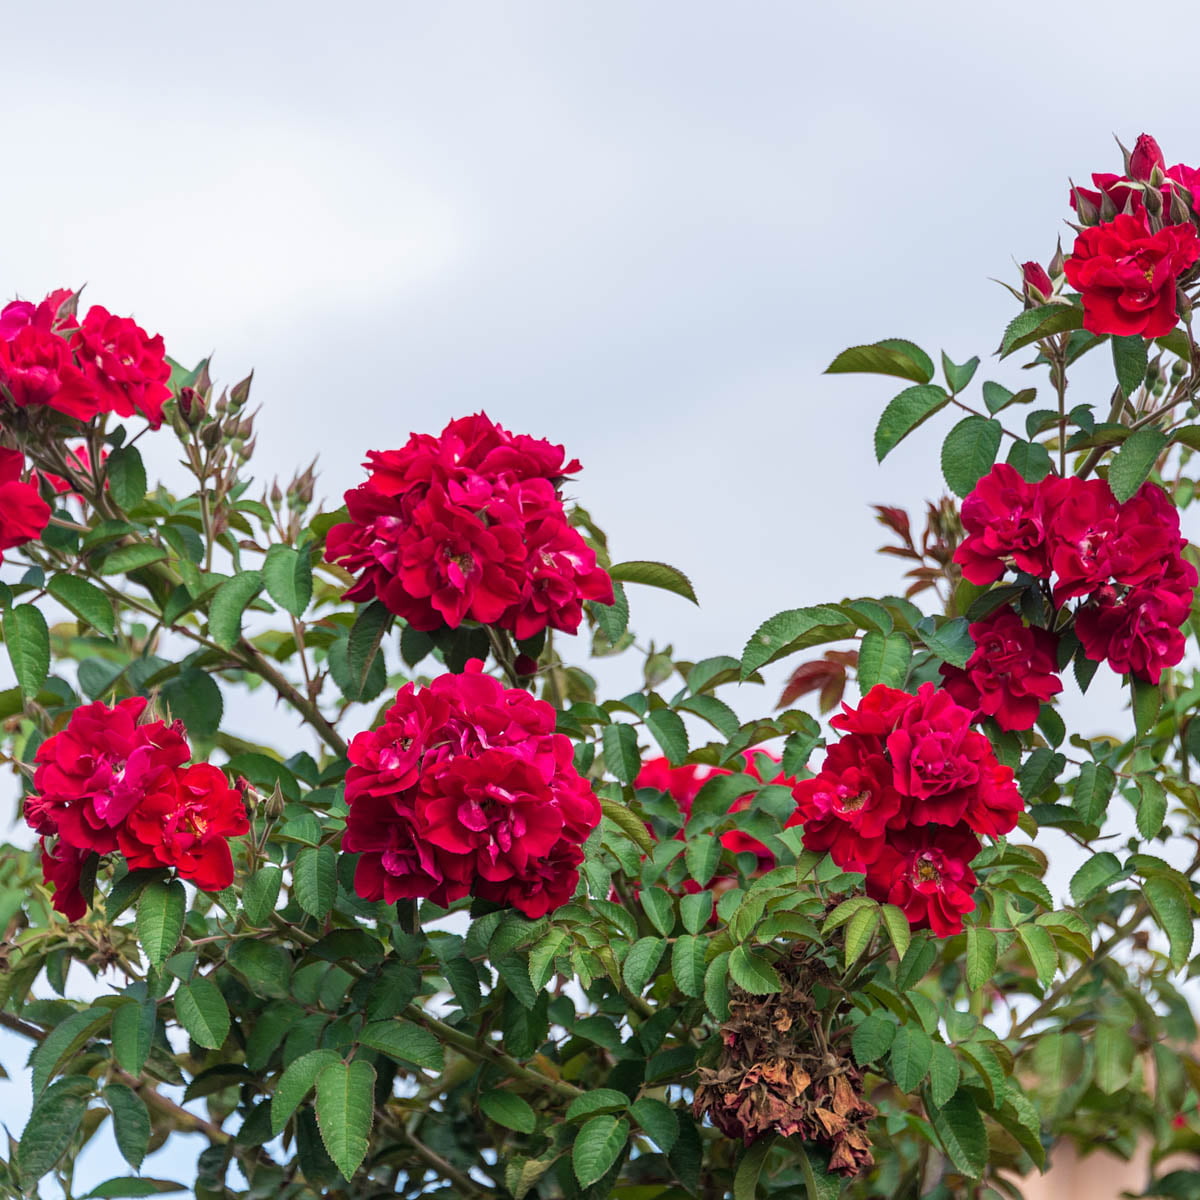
3, 132, 1200, 1200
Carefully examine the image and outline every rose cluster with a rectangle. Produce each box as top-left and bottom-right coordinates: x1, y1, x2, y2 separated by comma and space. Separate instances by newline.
954, 463, 1196, 684
792, 683, 1023, 937
343, 660, 600, 918
327, 413, 613, 639
1063, 134, 1200, 338
0, 447, 50, 565
0, 288, 172, 428
24, 698, 249, 919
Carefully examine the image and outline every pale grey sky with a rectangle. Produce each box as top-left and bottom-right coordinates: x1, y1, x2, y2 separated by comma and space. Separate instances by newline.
2, 1, 1198, 1192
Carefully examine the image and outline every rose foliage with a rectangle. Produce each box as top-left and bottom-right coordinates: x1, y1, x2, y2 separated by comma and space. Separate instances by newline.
3, 133, 1200, 1200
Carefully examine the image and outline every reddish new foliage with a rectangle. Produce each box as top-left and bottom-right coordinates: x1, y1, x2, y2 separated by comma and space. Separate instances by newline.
0, 448, 50, 563
1064, 213, 1199, 338
0, 289, 171, 427
327, 413, 612, 639
790, 683, 1022, 937
940, 609, 1062, 732
342, 660, 600, 918
953, 466, 1196, 684
23, 698, 248, 917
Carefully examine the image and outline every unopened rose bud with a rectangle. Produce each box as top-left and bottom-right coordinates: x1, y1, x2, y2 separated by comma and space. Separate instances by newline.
229, 371, 253, 411
1171, 359, 1188, 383
178, 386, 205, 426
513, 653, 538, 677
1047, 239, 1065, 279
1143, 182, 1164, 220
1130, 133, 1165, 182
1100, 190, 1119, 222
1070, 182, 1099, 226
201, 422, 223, 449
1021, 261, 1053, 305
270, 480, 284, 508
1170, 187, 1194, 226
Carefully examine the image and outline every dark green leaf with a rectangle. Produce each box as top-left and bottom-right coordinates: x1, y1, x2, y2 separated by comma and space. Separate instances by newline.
1070, 851, 1124, 905
18, 1077, 90, 1180
1109, 428, 1168, 503
160, 668, 223, 738
4, 603, 49, 699
672, 934, 707, 998
358, 1020, 444, 1071
607, 560, 698, 605
941, 352, 980, 393
480, 1090, 537, 1133
208, 570, 265, 648
851, 1012, 896, 1064
174, 977, 230, 1050
572, 1115, 629, 1188
857, 630, 912, 689
112, 998, 156, 1075
1144, 877, 1194, 970
294, 845, 337, 919
734, 1134, 774, 1200
31, 1007, 112, 1094
105, 1083, 150, 1170
96, 545, 167, 576
347, 599, 390, 696
271, 1049, 342, 1134
243, 865, 282, 926
965, 926, 997, 991
1073, 761, 1115, 825
566, 1089, 629, 1122
931, 1089, 988, 1178
740, 604, 851, 678
873, 384, 950, 461
941, 415, 1002, 498
1112, 334, 1149, 396
728, 945, 781, 995
645, 707, 688, 766
136, 879, 186, 967
826, 338, 935, 384
315, 1059, 375, 1180
999, 303, 1084, 357
602, 723, 641, 786
623, 937, 667, 994
1136, 774, 1168, 839
48, 575, 115, 638
1007, 439, 1053, 482
889, 1024, 932, 1092
915, 616, 973, 669
106, 446, 147, 511
263, 543, 313, 617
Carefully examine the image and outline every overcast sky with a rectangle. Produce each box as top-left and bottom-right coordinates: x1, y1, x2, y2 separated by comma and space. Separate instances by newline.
3, 1, 1198, 1192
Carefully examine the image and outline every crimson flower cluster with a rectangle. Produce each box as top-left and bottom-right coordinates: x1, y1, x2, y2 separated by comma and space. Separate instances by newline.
793, 683, 1023, 937
24, 698, 250, 919
0, 447, 50, 565
343, 660, 600, 918
1064, 134, 1200, 338
0, 288, 172, 427
327, 413, 613, 638
954, 463, 1196, 684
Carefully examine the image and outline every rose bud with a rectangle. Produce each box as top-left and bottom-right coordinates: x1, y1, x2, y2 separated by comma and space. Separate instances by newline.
1129, 133, 1166, 182
513, 654, 539, 677
1021, 261, 1054, 305
1070, 182, 1099, 226
177, 386, 205, 426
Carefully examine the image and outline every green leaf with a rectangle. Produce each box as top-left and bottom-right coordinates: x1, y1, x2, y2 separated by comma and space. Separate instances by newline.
347, 599, 390, 695
641, 887, 675, 937
680, 889, 712, 935
685, 836, 722, 886
315, 1059, 375, 1180
18, 1077, 90, 1181
243, 865, 282, 926
999, 302, 1084, 357
941, 351, 980, 393
1070, 851, 1123, 905
844, 905, 880, 967
1136, 774, 1168, 839
677, 693, 740, 739
1109, 427, 1168, 503
851, 1012, 896, 1064
1144, 877, 1194, 970
105, 1083, 150, 1170
263, 543, 313, 617
941, 415, 1002, 498
572, 1115, 629, 1188
567, 1089, 629, 1122
173, 977, 230, 1050
628, 1098, 677, 1153
208, 570, 265, 648
1132, 676, 1162, 735
602, 723, 641, 786
672, 934, 707, 997
591, 580, 629, 642
623, 937, 667, 994
528, 930, 569, 991
358, 1020, 444, 1070
1112, 334, 1149, 396
879, 903, 911, 959
734, 1134, 774, 1200
480, 1090, 538, 1133
48, 575, 115, 638
826, 338, 935, 384
873, 384, 950, 461
856, 630, 911, 690
4, 603, 49, 699
599, 796, 654, 856
271, 1049, 342, 1134
1074, 761, 1116, 825
931, 1089, 988, 1178
740, 604, 852, 678
1006, 438, 1053, 482
889, 1024, 932, 1093
1018, 923, 1058, 984
704, 951, 731, 1019
1094, 1023, 1134, 1093
645, 707, 688, 766
136, 880, 185, 967
31, 1007, 112, 1094
982, 380, 1037, 414
728, 945, 782, 995
915, 616, 973, 669
106, 446, 147, 511
96, 544, 167, 576
607, 560, 698, 605
928, 1042, 960, 1108
83, 1180, 186, 1198
1017, 747, 1066, 799
160, 668, 223, 738
965, 927, 997, 991
294, 844, 337, 919
111, 998, 156, 1075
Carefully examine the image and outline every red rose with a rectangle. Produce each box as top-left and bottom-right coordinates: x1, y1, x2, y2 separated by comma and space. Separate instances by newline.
0, 325, 74, 409
1076, 566, 1197, 684
0, 448, 50, 562
1064, 214, 1200, 338
829, 684, 915, 737
63, 306, 172, 427
38, 837, 92, 920
953, 464, 1054, 586
118, 763, 249, 890
1071, 135, 1200, 220
1043, 476, 1125, 602
343, 662, 600, 918
27, 697, 191, 855
940, 610, 1062, 732
865, 824, 980, 938
328, 413, 611, 640
1109, 482, 1190, 589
